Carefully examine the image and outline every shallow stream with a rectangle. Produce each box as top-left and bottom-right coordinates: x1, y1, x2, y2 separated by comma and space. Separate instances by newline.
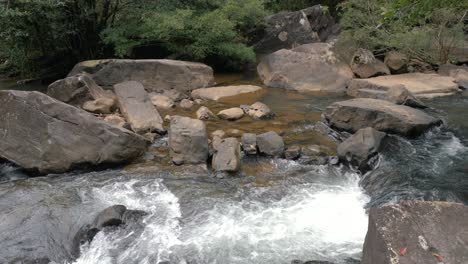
0, 76, 467, 264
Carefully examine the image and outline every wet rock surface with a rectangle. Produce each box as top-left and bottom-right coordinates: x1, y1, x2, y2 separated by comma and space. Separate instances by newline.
258, 43, 354, 93
0, 90, 148, 174
337, 127, 386, 172
362, 201, 468, 264
323, 98, 442, 137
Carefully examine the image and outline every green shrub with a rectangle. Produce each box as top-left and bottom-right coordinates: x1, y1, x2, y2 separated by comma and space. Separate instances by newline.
339, 0, 467, 65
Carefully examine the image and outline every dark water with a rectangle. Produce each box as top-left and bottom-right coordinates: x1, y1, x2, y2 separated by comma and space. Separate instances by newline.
0, 78, 467, 264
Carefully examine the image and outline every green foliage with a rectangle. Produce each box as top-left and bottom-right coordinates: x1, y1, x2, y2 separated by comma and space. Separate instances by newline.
102, 0, 267, 70
339, 0, 467, 65
265, 0, 341, 14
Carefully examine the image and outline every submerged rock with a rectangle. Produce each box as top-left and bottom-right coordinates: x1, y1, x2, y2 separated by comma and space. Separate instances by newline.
347, 73, 460, 99
257, 131, 284, 157
68, 59, 215, 93
0, 90, 148, 174
323, 98, 442, 137
350, 48, 390, 78
191, 85, 263, 101
253, 5, 339, 54
114, 81, 165, 134
169, 116, 209, 165
337, 127, 386, 172
212, 137, 241, 172
72, 205, 147, 258
257, 43, 354, 93
47, 73, 115, 107
285, 145, 301, 160
196, 106, 216, 120
362, 201, 468, 264
247, 102, 273, 119
217, 108, 244, 121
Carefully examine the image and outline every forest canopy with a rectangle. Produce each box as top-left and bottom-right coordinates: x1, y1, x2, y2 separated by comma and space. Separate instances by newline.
0, 0, 466, 78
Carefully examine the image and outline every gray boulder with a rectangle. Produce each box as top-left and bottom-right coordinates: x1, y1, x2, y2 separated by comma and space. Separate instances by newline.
362, 201, 468, 264
212, 138, 241, 172
247, 102, 273, 119
114, 81, 165, 134
322, 98, 442, 137
241, 133, 257, 155
345, 73, 460, 99
384, 51, 409, 74
47, 73, 115, 107
350, 48, 390, 78
257, 131, 284, 157
347, 83, 426, 108
253, 5, 339, 54
0, 90, 148, 174
169, 116, 209, 165
68, 59, 215, 93
438, 64, 468, 89
337, 127, 386, 172
258, 43, 354, 93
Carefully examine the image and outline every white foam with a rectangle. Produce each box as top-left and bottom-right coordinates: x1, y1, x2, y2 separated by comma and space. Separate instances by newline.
72, 173, 369, 264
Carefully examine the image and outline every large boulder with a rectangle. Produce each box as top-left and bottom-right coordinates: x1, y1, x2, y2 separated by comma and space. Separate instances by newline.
169, 116, 209, 165
257, 43, 354, 93
350, 48, 390, 78
0, 90, 148, 174
212, 137, 241, 172
345, 73, 460, 99
47, 73, 115, 107
347, 84, 426, 108
114, 81, 164, 134
253, 5, 339, 54
362, 201, 468, 264
68, 59, 215, 93
257, 131, 285, 157
438, 64, 468, 89
337, 127, 386, 172
191, 85, 263, 101
322, 98, 442, 137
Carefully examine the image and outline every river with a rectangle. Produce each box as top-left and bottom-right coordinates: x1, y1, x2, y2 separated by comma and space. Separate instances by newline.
0, 77, 467, 264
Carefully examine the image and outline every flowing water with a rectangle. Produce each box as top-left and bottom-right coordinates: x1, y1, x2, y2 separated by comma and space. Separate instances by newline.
0, 77, 467, 264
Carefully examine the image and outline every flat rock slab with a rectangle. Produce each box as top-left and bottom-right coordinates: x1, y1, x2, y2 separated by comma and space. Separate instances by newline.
68, 59, 215, 93
323, 98, 441, 137
257, 43, 354, 93
191, 85, 263, 101
348, 73, 460, 98
362, 201, 468, 264
114, 81, 164, 134
0, 90, 148, 174
169, 116, 209, 165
